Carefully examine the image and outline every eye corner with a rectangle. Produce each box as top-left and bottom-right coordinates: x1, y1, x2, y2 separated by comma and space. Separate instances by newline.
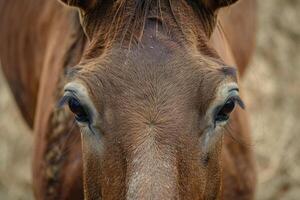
57, 92, 91, 124
58, 82, 95, 124
69, 97, 91, 123
56, 89, 78, 108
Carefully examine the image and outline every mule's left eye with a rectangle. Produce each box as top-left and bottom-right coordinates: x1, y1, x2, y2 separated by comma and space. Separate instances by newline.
68, 98, 90, 123
215, 98, 236, 123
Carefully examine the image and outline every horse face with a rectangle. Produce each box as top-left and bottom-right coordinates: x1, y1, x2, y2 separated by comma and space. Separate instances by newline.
59, 0, 242, 199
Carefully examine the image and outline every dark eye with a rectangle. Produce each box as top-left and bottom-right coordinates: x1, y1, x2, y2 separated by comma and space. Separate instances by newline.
215, 98, 236, 122
68, 98, 90, 123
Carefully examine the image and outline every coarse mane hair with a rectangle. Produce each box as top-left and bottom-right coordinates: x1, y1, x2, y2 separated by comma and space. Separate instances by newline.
83, 0, 216, 48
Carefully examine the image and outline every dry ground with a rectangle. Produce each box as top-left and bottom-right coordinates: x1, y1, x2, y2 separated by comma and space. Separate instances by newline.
242, 0, 300, 199
0, 0, 299, 199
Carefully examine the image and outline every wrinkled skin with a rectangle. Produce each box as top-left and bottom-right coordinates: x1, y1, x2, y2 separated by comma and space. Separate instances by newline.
0, 0, 256, 199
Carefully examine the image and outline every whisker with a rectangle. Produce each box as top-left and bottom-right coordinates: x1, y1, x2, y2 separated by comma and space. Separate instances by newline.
57, 120, 81, 159
223, 122, 254, 148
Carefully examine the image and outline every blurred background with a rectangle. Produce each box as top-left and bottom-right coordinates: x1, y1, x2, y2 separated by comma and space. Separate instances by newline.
0, 0, 299, 199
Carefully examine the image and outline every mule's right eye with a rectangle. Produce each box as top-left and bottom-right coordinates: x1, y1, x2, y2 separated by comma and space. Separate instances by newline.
68, 98, 90, 123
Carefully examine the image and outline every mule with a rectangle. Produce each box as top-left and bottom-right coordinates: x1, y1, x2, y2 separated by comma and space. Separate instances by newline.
0, 0, 257, 199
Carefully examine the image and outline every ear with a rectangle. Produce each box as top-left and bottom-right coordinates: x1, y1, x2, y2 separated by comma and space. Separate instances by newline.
59, 0, 98, 10
201, 0, 239, 11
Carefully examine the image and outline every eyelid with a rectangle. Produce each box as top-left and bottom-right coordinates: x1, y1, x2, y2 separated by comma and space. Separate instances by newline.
225, 86, 245, 109
213, 95, 245, 119
230, 95, 245, 109
57, 95, 71, 108
57, 90, 79, 108
223, 95, 245, 110
57, 93, 93, 124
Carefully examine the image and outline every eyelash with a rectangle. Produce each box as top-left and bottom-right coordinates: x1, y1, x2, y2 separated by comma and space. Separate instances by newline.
58, 95, 91, 123
213, 96, 245, 126
68, 97, 90, 123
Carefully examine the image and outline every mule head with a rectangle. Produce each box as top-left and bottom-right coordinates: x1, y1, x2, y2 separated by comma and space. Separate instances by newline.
59, 0, 242, 199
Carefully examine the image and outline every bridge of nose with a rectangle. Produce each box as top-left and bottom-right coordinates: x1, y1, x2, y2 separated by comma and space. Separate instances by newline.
78, 40, 225, 200
109, 104, 204, 200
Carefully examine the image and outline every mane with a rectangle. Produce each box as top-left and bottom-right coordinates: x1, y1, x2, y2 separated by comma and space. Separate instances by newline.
106, 0, 216, 45
82, 0, 217, 55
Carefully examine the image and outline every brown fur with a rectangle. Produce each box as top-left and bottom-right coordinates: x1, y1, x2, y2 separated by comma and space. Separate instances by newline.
0, 0, 256, 199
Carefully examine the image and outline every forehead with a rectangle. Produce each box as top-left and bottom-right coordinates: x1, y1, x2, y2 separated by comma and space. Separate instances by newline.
70, 44, 236, 111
